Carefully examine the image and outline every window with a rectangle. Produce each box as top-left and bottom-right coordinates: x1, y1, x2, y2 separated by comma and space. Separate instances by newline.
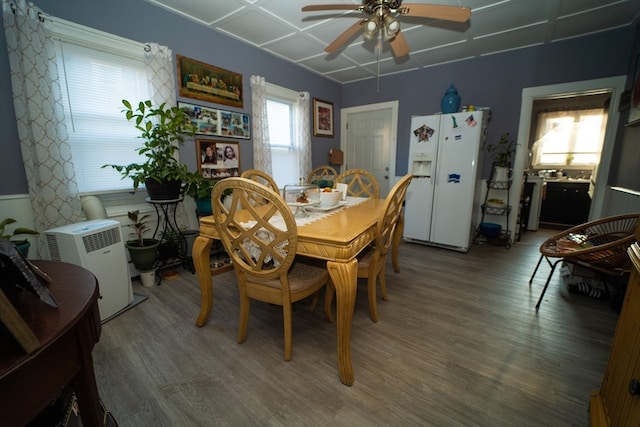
266, 84, 301, 187
531, 108, 607, 168
52, 19, 153, 194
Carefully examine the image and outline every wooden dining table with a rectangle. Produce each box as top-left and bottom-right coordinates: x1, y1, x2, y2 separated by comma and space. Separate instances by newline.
192, 197, 385, 386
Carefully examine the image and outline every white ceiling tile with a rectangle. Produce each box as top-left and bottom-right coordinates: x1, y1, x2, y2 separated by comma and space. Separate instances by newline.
144, 0, 245, 24
142, 0, 640, 83
216, 9, 295, 46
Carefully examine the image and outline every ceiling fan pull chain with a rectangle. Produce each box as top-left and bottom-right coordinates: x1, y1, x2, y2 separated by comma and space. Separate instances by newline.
376, 32, 381, 92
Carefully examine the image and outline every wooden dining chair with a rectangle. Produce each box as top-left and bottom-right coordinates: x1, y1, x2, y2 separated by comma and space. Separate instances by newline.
336, 168, 379, 198
308, 165, 338, 188
327, 174, 412, 322
211, 177, 333, 361
241, 169, 279, 193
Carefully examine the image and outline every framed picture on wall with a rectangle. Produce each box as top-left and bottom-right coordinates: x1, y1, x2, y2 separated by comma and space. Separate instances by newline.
179, 102, 250, 139
196, 139, 241, 179
313, 98, 334, 137
627, 55, 640, 126
177, 55, 243, 108
179, 102, 219, 136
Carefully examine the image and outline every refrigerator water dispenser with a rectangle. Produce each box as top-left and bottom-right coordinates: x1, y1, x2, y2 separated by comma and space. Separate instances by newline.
411, 152, 432, 177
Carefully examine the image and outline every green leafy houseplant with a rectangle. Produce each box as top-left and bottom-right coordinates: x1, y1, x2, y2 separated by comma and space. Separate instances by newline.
184, 176, 216, 201
185, 178, 233, 216
103, 100, 200, 198
0, 218, 39, 242
485, 132, 517, 168
0, 217, 39, 257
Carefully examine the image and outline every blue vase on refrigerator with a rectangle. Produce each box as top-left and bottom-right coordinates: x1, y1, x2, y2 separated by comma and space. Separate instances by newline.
403, 110, 489, 252
440, 84, 461, 113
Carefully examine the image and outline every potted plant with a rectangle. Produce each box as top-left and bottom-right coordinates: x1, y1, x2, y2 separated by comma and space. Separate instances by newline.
0, 218, 39, 257
124, 210, 160, 272
184, 176, 216, 216
485, 132, 517, 182
103, 100, 200, 200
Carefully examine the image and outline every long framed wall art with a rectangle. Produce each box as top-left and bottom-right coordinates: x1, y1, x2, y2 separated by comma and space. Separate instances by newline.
177, 55, 243, 108
179, 101, 250, 139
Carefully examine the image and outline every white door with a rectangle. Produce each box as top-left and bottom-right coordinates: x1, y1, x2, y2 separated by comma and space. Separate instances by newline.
341, 101, 398, 198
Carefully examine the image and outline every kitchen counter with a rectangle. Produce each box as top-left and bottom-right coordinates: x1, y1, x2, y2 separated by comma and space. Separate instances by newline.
539, 180, 591, 226
543, 178, 591, 183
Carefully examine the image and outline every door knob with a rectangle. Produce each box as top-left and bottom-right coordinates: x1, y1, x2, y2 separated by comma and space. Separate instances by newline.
629, 378, 640, 396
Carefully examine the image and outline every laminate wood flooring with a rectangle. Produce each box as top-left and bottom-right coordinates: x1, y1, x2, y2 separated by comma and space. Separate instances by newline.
93, 229, 622, 426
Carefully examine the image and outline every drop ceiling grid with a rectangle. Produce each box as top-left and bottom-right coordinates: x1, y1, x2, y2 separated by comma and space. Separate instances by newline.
140, 0, 640, 83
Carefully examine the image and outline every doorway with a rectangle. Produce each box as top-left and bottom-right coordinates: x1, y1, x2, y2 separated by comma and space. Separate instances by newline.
511, 76, 626, 236
340, 101, 398, 197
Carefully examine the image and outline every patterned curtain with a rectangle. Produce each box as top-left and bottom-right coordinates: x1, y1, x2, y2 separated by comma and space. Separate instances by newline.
2, 0, 82, 257
250, 75, 272, 175
296, 91, 311, 181
145, 42, 175, 109
143, 42, 189, 227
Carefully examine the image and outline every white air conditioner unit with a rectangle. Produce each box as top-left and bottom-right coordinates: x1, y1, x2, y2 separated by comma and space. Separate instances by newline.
45, 219, 133, 322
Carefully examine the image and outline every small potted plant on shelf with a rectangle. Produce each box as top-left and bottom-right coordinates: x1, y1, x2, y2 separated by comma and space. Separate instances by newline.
0, 218, 39, 257
103, 100, 200, 200
485, 132, 517, 182
124, 210, 160, 273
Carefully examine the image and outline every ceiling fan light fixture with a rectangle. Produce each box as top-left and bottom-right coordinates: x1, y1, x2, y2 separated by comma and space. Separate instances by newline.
363, 15, 380, 40
383, 14, 400, 39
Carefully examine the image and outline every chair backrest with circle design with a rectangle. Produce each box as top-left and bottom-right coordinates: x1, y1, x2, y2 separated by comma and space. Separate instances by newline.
211, 177, 296, 281
308, 165, 338, 189
337, 169, 380, 198
241, 169, 279, 193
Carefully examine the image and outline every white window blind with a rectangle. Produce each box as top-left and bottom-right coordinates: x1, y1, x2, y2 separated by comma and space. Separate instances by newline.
52, 20, 152, 194
266, 85, 300, 187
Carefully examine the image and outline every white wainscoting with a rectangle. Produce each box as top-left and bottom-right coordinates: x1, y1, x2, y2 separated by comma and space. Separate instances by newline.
605, 187, 640, 216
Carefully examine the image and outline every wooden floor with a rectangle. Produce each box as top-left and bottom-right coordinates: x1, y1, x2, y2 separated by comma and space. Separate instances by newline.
93, 229, 622, 426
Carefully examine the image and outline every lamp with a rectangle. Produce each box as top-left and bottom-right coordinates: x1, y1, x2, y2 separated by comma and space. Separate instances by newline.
383, 13, 400, 39
363, 15, 380, 40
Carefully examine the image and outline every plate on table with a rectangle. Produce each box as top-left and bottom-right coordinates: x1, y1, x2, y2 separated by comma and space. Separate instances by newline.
287, 200, 321, 208
306, 200, 348, 212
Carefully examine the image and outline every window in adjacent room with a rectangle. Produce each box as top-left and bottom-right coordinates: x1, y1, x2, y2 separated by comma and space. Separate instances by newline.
530, 96, 609, 169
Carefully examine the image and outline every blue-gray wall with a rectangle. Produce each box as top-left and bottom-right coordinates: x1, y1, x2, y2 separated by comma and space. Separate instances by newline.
0, 0, 341, 195
1, 0, 637, 195
341, 27, 636, 178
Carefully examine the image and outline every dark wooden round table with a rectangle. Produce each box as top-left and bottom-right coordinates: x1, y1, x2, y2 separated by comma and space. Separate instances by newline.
0, 260, 107, 426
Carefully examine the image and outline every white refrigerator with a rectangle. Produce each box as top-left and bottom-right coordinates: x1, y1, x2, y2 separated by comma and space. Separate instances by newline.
403, 110, 488, 252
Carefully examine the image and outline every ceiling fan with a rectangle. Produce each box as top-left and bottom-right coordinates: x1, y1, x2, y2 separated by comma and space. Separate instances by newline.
302, 1, 471, 57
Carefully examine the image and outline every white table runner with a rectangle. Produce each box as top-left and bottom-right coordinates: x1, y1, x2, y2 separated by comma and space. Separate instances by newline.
239, 197, 368, 266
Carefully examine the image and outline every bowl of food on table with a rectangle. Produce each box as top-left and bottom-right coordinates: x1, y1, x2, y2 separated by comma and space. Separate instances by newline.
317, 187, 342, 207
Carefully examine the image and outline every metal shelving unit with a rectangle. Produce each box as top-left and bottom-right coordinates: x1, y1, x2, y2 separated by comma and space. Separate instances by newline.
475, 168, 512, 248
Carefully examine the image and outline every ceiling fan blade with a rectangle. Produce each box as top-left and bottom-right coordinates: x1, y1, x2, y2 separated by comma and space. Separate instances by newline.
325, 19, 366, 53
389, 30, 409, 57
399, 4, 471, 22
302, 4, 361, 12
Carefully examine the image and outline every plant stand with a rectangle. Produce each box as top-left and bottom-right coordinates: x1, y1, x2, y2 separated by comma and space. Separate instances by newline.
475, 166, 512, 248
146, 198, 194, 276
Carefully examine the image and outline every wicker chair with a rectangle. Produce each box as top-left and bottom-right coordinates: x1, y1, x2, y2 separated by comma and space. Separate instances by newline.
308, 165, 338, 188
529, 213, 640, 310
326, 174, 412, 322
211, 177, 333, 361
336, 168, 379, 198
240, 169, 279, 193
